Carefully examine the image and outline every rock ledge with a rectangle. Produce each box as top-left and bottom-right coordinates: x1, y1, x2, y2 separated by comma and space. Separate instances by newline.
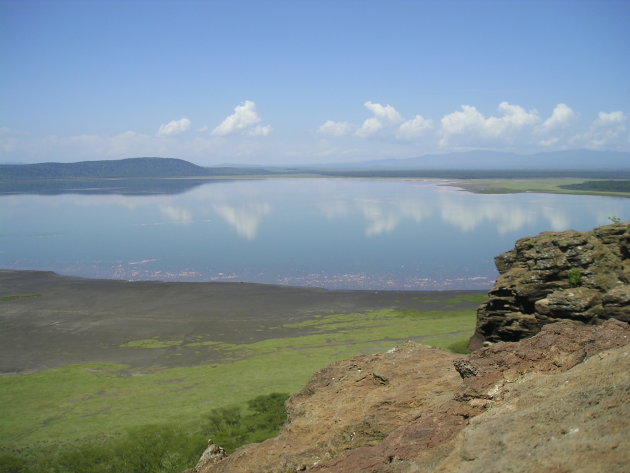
194, 319, 630, 473
471, 222, 629, 348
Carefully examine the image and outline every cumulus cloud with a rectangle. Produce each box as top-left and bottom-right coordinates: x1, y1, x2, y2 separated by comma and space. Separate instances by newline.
570, 110, 628, 149
536, 103, 577, 147
539, 103, 576, 131
318, 120, 354, 136
595, 110, 625, 125
157, 118, 191, 137
211, 100, 272, 137
440, 105, 485, 136
439, 102, 539, 147
247, 124, 273, 136
397, 114, 434, 140
355, 101, 403, 138
364, 101, 402, 122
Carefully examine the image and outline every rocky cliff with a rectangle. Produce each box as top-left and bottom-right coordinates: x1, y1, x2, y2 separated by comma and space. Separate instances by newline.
191, 320, 629, 473
470, 222, 629, 348
187, 224, 630, 473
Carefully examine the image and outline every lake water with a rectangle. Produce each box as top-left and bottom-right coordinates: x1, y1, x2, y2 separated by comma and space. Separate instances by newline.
1, 178, 628, 290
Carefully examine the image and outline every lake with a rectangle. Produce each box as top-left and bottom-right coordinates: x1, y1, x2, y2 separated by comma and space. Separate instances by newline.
1, 178, 628, 290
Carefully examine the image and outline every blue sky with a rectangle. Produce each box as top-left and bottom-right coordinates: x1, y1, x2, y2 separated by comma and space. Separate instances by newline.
1, 0, 629, 165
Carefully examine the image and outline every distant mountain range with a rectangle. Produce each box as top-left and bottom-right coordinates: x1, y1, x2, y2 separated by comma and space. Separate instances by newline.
1, 150, 628, 181
315, 149, 630, 171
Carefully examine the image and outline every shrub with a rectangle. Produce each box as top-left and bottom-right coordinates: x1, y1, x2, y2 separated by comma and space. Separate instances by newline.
567, 268, 583, 288
5, 392, 289, 473
202, 392, 289, 452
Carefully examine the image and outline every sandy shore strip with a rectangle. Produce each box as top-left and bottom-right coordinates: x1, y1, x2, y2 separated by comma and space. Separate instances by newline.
0, 269, 485, 373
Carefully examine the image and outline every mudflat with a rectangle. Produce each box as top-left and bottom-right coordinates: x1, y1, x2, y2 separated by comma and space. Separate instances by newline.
0, 270, 485, 373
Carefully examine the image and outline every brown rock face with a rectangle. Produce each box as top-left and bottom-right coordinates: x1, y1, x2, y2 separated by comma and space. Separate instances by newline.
471, 222, 629, 348
197, 342, 461, 473
195, 319, 630, 473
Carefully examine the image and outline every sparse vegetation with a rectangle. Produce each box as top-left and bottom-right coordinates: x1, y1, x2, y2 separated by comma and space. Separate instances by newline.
567, 268, 583, 288
120, 338, 182, 349
456, 178, 630, 197
203, 393, 289, 452
443, 293, 488, 309
0, 307, 476, 466
561, 180, 630, 194
0, 294, 42, 302
0, 393, 288, 473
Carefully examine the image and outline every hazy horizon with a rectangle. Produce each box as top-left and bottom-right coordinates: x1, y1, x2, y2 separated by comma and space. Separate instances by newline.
1, 0, 629, 166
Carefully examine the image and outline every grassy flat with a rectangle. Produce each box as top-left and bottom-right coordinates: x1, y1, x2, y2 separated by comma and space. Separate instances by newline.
452, 178, 630, 197
0, 270, 482, 451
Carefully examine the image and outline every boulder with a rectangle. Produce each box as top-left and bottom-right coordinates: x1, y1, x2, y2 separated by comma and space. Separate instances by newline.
471, 222, 629, 347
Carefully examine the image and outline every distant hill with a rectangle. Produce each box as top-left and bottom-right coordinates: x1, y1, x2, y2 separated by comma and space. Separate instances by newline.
317, 150, 630, 171
0, 157, 210, 179
2, 150, 628, 182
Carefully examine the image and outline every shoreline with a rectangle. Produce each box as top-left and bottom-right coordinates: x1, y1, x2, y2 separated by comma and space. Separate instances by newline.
2, 174, 629, 198
0, 269, 485, 374
0, 268, 489, 294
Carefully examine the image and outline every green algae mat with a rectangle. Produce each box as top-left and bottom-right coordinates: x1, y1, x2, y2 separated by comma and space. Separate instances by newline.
0, 271, 484, 455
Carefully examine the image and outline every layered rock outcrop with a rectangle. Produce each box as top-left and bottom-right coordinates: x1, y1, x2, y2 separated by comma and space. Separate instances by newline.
188, 224, 630, 473
470, 222, 629, 348
194, 320, 630, 473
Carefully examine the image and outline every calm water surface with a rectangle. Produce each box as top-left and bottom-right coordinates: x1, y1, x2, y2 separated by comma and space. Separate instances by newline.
1, 179, 628, 290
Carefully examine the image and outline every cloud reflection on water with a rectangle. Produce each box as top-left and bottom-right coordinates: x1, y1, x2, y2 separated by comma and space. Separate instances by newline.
2, 180, 625, 239
213, 202, 271, 240
159, 205, 193, 225
438, 196, 540, 234
1, 178, 627, 289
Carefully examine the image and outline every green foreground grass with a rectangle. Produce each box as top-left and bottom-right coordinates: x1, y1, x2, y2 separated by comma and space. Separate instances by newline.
0, 305, 477, 472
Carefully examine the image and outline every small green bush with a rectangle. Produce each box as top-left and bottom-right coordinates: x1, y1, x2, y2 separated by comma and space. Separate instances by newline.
567, 268, 583, 288
203, 392, 289, 452
3, 392, 289, 473
447, 339, 471, 354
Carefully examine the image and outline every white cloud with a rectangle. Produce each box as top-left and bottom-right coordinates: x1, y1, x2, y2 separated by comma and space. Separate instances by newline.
491, 102, 539, 129
570, 110, 628, 149
211, 100, 272, 137
355, 101, 403, 138
535, 104, 577, 148
364, 101, 402, 122
157, 118, 191, 137
539, 103, 576, 131
247, 124, 273, 136
538, 137, 560, 147
355, 117, 383, 137
595, 110, 625, 125
440, 105, 485, 136
397, 114, 434, 140
439, 102, 539, 147
318, 120, 354, 136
